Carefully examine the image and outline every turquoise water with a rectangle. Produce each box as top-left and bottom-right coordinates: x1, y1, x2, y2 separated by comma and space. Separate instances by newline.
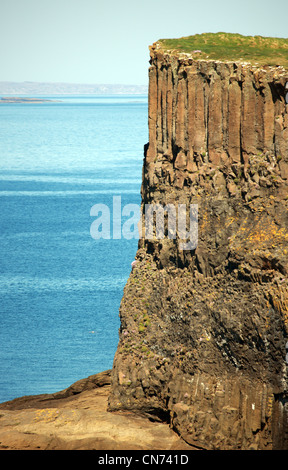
0, 95, 148, 403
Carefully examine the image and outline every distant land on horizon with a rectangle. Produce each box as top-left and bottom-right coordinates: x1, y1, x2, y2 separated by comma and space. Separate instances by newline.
0, 81, 148, 95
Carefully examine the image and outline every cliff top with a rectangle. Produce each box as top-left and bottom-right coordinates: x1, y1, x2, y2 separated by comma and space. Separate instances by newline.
156, 32, 288, 69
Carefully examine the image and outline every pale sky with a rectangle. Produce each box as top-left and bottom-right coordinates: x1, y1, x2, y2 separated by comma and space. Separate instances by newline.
0, 0, 287, 85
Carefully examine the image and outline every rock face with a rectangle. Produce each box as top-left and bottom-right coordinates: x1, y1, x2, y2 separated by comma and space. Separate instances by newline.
108, 43, 288, 449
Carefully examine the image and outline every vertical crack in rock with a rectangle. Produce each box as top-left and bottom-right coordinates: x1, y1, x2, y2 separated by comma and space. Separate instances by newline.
108, 41, 288, 450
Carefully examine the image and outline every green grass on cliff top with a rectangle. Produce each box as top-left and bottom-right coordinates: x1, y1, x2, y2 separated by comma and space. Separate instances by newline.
158, 32, 288, 68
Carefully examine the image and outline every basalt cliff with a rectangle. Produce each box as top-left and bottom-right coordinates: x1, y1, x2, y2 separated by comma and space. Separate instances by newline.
108, 39, 288, 450
1, 34, 288, 452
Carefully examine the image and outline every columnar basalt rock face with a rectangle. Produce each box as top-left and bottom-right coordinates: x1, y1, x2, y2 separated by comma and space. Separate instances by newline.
145, 44, 288, 180
108, 43, 288, 450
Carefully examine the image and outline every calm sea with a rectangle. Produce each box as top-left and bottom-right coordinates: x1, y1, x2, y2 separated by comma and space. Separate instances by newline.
0, 95, 148, 403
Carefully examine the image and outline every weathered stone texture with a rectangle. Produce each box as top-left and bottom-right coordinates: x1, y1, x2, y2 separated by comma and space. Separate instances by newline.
109, 44, 288, 450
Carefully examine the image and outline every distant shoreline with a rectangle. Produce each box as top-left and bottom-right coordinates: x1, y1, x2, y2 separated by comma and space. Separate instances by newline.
0, 96, 61, 104
0, 82, 148, 96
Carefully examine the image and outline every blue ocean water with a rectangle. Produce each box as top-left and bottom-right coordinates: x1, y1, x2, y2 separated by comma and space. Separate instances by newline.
0, 95, 148, 403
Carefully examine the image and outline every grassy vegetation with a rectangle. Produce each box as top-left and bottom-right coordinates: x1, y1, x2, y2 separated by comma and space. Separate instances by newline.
158, 32, 288, 68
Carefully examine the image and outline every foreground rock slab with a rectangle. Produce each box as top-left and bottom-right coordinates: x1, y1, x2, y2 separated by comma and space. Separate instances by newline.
0, 371, 193, 450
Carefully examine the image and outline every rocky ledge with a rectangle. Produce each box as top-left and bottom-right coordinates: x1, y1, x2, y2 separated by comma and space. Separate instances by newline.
0, 370, 193, 450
